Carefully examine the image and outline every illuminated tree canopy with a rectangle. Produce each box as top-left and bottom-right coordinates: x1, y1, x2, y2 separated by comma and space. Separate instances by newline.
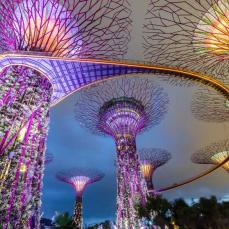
0, 0, 131, 59
138, 148, 171, 190
57, 168, 103, 228
191, 139, 229, 173
75, 76, 169, 137
56, 168, 104, 196
191, 82, 229, 123
144, 0, 229, 80
139, 148, 171, 170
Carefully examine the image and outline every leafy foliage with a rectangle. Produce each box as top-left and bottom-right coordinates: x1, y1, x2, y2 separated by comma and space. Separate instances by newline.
54, 212, 73, 229
136, 195, 229, 229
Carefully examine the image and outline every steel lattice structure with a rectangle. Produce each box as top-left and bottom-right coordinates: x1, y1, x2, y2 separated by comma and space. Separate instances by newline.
191, 82, 229, 122
56, 168, 104, 229
143, 0, 229, 80
75, 76, 169, 229
75, 76, 169, 136
138, 148, 171, 190
191, 139, 229, 173
0, 0, 131, 59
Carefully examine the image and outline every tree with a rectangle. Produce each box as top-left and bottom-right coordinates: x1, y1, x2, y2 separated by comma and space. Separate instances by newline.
136, 195, 172, 228
172, 198, 198, 229
54, 212, 73, 229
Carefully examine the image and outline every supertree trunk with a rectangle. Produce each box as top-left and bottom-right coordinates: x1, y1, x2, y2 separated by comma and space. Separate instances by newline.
115, 134, 147, 229
0, 66, 52, 228
145, 176, 154, 191
73, 196, 83, 229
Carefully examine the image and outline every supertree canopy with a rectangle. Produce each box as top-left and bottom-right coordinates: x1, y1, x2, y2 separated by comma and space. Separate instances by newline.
56, 168, 104, 229
191, 139, 229, 173
191, 78, 229, 122
0, 0, 131, 59
0, 65, 51, 228
75, 76, 169, 228
138, 148, 171, 191
143, 0, 229, 80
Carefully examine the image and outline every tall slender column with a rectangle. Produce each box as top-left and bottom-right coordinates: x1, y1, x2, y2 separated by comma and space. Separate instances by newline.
0, 66, 52, 228
116, 134, 147, 229
73, 196, 83, 229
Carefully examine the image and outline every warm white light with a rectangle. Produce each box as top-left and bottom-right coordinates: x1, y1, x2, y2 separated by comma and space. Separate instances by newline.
20, 163, 27, 173
194, 0, 229, 56
71, 176, 90, 193
17, 126, 27, 142
140, 162, 154, 180
211, 151, 229, 172
14, 0, 78, 55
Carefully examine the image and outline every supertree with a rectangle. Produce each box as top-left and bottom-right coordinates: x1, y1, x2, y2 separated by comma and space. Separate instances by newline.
143, 0, 229, 80
0, 0, 131, 59
56, 168, 104, 229
191, 139, 229, 173
138, 148, 171, 191
75, 76, 169, 228
0, 0, 131, 227
191, 78, 229, 122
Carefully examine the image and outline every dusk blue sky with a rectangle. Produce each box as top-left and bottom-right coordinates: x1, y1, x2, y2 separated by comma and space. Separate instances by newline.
42, 77, 229, 226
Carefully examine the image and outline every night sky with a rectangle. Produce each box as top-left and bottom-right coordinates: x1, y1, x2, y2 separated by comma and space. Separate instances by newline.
42, 77, 229, 226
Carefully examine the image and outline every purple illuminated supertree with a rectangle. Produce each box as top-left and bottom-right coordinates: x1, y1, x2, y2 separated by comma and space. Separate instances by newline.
138, 148, 171, 191
191, 139, 229, 173
56, 168, 104, 229
0, 0, 131, 227
0, 0, 131, 59
0, 66, 51, 228
75, 76, 169, 228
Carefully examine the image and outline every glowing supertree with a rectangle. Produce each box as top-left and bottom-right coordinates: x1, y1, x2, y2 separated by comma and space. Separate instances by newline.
191, 139, 229, 173
0, 0, 131, 59
191, 78, 229, 122
56, 168, 104, 229
0, 0, 131, 227
143, 0, 229, 80
75, 76, 169, 228
138, 148, 171, 191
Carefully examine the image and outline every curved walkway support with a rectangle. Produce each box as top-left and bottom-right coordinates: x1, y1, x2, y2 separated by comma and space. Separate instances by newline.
0, 53, 228, 106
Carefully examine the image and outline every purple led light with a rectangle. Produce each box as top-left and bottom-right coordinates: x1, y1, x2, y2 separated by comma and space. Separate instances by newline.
0, 66, 52, 228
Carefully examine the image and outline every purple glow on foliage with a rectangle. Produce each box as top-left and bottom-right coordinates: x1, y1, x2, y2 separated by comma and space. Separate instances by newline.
0, 66, 52, 228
